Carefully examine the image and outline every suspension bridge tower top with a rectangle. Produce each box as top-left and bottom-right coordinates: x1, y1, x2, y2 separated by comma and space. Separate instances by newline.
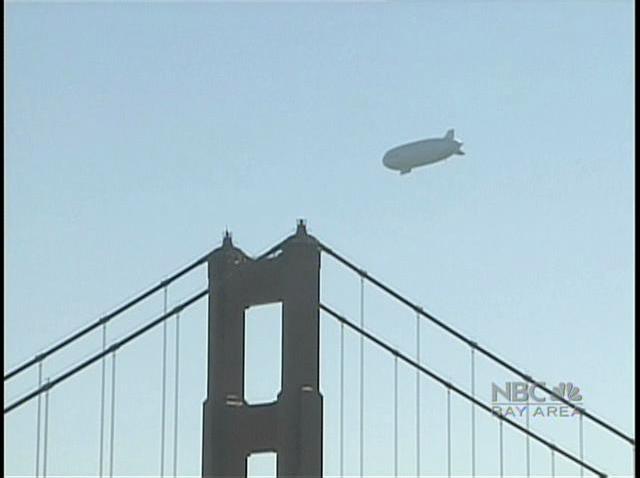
202, 219, 323, 478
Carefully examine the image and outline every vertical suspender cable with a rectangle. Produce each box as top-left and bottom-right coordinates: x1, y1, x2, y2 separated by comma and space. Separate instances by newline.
35, 362, 43, 478
394, 354, 399, 478
526, 393, 531, 477
551, 448, 556, 478
447, 387, 452, 478
579, 411, 584, 478
499, 418, 504, 478
359, 277, 365, 478
42, 378, 50, 478
160, 286, 168, 478
471, 346, 476, 478
99, 324, 107, 478
109, 351, 117, 478
340, 322, 345, 478
416, 313, 421, 478
172, 312, 181, 478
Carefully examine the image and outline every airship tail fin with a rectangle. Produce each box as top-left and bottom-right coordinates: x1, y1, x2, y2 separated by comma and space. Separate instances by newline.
444, 129, 455, 140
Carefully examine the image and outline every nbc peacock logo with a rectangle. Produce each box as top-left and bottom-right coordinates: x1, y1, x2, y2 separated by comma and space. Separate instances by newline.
551, 382, 583, 402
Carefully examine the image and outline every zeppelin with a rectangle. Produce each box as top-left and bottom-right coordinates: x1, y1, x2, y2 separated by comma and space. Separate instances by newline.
383, 129, 465, 174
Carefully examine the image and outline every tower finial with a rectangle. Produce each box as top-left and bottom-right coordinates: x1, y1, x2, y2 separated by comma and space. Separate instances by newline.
222, 229, 233, 248
296, 219, 307, 236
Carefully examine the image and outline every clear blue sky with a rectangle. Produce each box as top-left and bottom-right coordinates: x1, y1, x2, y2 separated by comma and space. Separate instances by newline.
5, 2, 634, 477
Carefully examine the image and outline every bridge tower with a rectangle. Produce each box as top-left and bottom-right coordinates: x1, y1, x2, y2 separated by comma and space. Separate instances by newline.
201, 220, 323, 478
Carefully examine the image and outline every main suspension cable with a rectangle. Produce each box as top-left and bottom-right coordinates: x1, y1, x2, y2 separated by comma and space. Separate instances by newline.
318, 242, 635, 447
6, 235, 295, 385
4, 290, 208, 414
4, 252, 210, 382
319, 303, 607, 478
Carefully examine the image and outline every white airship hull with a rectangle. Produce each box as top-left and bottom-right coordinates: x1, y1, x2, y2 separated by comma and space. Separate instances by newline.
383, 131, 464, 174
